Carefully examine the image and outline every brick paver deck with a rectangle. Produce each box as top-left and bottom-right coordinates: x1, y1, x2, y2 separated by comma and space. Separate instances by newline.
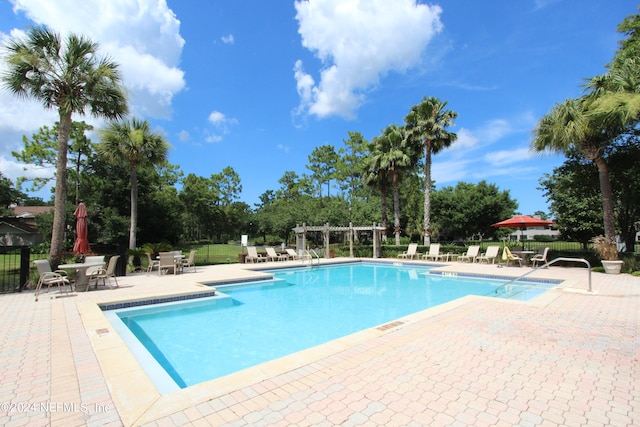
0, 259, 637, 426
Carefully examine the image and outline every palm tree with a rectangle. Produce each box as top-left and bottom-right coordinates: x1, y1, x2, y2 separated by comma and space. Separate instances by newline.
368, 125, 416, 245
96, 118, 169, 250
532, 97, 619, 256
2, 27, 127, 266
404, 96, 458, 245
363, 145, 391, 237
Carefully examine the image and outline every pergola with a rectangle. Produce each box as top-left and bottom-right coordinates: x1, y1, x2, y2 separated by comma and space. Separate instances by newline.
292, 223, 386, 258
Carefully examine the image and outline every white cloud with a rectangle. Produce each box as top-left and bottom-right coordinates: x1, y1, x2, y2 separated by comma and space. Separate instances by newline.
208, 111, 227, 124
483, 147, 533, 167
293, 0, 443, 119
206, 110, 237, 143
276, 144, 290, 153
221, 34, 234, 44
178, 130, 190, 142
0, 0, 187, 187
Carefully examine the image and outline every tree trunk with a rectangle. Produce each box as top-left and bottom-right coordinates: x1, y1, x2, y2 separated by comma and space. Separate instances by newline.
594, 157, 616, 244
49, 112, 71, 268
392, 171, 401, 245
129, 166, 138, 251
423, 141, 432, 246
380, 185, 388, 233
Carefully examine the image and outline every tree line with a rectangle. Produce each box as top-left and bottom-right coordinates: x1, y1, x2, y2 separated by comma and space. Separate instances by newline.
2, 9, 640, 263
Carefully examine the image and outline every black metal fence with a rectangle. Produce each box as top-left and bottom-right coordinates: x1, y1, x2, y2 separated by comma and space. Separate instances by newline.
2, 240, 637, 293
0, 246, 31, 293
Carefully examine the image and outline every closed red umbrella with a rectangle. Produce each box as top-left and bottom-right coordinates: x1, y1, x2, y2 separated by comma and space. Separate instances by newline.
73, 202, 91, 255
492, 215, 555, 247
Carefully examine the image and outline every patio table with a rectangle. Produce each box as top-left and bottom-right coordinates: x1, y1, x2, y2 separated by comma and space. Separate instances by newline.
511, 250, 535, 266
58, 262, 104, 291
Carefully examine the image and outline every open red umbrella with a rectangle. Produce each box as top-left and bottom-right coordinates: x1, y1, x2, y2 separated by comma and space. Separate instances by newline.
492, 215, 555, 246
72, 202, 91, 255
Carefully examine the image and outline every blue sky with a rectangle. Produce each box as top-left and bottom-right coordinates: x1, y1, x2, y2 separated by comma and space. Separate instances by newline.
0, 0, 636, 216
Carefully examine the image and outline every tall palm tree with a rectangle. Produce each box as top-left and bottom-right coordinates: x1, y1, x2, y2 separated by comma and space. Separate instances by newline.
532, 97, 619, 256
368, 125, 416, 245
2, 27, 127, 266
404, 96, 457, 245
96, 118, 169, 250
363, 145, 391, 236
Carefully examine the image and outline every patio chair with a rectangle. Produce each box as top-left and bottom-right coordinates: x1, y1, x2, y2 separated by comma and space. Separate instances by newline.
265, 247, 288, 262
502, 246, 522, 267
33, 259, 72, 301
398, 243, 419, 260
84, 255, 105, 277
457, 245, 480, 263
422, 243, 442, 261
88, 255, 120, 290
146, 252, 160, 273
477, 246, 500, 264
285, 248, 301, 260
246, 246, 265, 263
531, 247, 550, 268
158, 252, 178, 275
181, 250, 197, 272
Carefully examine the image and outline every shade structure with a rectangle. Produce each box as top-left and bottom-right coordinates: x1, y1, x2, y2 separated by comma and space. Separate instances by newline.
72, 202, 91, 255
492, 215, 555, 246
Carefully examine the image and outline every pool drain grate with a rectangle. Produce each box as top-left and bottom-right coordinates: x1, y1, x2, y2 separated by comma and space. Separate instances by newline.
377, 321, 405, 331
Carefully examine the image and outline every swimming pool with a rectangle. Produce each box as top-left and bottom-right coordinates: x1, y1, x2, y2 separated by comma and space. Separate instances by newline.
105, 262, 557, 393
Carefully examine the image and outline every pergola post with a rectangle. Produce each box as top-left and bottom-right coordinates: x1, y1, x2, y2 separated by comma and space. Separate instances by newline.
373, 223, 378, 259
324, 223, 330, 258
349, 222, 354, 258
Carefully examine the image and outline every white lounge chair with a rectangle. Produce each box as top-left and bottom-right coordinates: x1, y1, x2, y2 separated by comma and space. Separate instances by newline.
422, 243, 442, 261
88, 255, 120, 290
531, 247, 550, 268
246, 246, 265, 263
457, 245, 480, 263
33, 259, 72, 301
398, 243, 419, 259
265, 247, 288, 262
477, 246, 500, 264
285, 248, 301, 260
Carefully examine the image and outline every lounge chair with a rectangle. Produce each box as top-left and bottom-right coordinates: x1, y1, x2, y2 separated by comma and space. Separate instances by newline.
158, 251, 178, 275
146, 252, 160, 273
285, 248, 301, 260
502, 247, 522, 267
265, 247, 288, 262
457, 245, 480, 263
33, 259, 72, 301
422, 243, 442, 261
181, 250, 197, 272
88, 255, 120, 290
398, 243, 419, 260
531, 247, 550, 268
477, 246, 500, 264
246, 246, 265, 263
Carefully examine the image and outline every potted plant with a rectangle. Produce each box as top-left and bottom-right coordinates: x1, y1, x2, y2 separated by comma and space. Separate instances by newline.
591, 235, 623, 274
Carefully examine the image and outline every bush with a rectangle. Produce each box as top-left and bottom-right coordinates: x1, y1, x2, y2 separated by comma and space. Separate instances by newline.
533, 235, 555, 242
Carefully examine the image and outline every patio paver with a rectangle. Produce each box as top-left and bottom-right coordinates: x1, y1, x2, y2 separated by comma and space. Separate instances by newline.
0, 258, 637, 426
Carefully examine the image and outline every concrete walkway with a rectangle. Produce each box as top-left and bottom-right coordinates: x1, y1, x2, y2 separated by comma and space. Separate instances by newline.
0, 259, 638, 426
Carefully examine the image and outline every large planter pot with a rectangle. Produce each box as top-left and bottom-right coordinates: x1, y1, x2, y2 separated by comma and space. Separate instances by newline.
601, 260, 623, 274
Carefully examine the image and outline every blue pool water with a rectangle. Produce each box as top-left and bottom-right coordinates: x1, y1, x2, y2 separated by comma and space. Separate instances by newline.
106, 262, 556, 392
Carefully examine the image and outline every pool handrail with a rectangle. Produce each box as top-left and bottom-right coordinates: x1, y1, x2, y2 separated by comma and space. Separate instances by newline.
305, 249, 321, 267
495, 257, 593, 294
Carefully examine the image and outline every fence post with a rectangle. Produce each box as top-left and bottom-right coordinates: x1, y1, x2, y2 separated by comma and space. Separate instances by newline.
19, 247, 30, 292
